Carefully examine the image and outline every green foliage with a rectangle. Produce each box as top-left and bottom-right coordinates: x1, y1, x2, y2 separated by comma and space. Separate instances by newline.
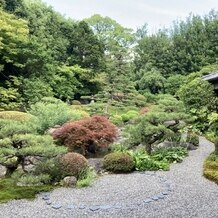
127, 149, 169, 171
203, 152, 218, 184
109, 115, 123, 125
178, 78, 216, 131
71, 100, 81, 105
137, 67, 166, 94
178, 78, 215, 110
152, 147, 188, 163
76, 168, 96, 188
109, 143, 129, 152
165, 75, 186, 95
0, 119, 36, 138
15, 173, 51, 186
207, 113, 218, 152
0, 111, 32, 121
58, 152, 88, 179
34, 158, 62, 183
187, 133, 199, 146
28, 98, 80, 133
0, 119, 66, 176
0, 178, 52, 203
0, 9, 29, 76
17, 77, 54, 106
103, 152, 135, 173
0, 86, 21, 111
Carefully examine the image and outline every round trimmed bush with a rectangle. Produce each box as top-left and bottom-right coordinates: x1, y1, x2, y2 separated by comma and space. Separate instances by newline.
59, 152, 88, 178
71, 100, 81, 105
103, 152, 135, 173
110, 115, 123, 125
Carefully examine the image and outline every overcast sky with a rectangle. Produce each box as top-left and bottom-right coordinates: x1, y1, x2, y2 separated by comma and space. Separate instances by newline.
43, 0, 218, 33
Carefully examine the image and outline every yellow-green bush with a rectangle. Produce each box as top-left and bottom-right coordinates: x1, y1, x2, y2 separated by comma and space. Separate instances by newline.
203, 153, 218, 184
109, 115, 123, 125
71, 100, 81, 105
0, 111, 32, 121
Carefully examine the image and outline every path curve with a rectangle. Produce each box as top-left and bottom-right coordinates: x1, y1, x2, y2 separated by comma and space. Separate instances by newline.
0, 137, 217, 218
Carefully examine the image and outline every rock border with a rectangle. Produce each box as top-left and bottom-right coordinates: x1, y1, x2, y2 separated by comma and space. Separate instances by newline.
41, 172, 173, 212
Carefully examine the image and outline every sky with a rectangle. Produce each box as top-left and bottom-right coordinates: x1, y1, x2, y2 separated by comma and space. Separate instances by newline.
43, 0, 218, 33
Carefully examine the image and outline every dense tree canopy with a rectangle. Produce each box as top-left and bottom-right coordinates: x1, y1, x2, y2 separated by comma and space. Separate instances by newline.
0, 0, 217, 112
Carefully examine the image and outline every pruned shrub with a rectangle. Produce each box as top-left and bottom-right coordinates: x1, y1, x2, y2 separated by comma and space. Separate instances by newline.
121, 110, 139, 123
58, 152, 88, 179
109, 115, 123, 125
103, 152, 135, 173
0, 111, 32, 122
203, 153, 218, 184
53, 116, 117, 155
71, 100, 81, 105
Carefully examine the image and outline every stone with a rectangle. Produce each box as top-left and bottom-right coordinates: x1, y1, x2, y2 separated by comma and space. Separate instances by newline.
47, 125, 61, 135
46, 200, 52, 205
162, 191, 169, 195
152, 196, 159, 201
100, 205, 113, 210
156, 194, 165, 199
144, 198, 153, 203
63, 176, 77, 187
42, 196, 50, 201
52, 204, 62, 209
89, 206, 100, 211
114, 205, 122, 209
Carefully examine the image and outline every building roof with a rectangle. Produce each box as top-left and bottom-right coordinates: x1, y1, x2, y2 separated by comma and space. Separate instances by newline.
202, 72, 218, 82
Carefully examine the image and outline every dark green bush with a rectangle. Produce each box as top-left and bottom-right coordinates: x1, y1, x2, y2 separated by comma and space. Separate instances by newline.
187, 133, 199, 146
34, 158, 63, 183
58, 152, 88, 179
103, 152, 135, 173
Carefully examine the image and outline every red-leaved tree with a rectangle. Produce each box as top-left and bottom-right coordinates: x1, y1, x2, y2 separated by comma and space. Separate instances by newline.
53, 116, 117, 155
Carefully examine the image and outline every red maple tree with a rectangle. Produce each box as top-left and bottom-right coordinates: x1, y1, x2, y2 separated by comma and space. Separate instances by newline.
53, 116, 117, 155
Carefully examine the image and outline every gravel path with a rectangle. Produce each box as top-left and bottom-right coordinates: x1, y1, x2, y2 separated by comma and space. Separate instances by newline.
0, 137, 217, 218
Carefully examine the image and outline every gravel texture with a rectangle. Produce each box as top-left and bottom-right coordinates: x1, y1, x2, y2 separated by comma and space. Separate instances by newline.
0, 137, 217, 218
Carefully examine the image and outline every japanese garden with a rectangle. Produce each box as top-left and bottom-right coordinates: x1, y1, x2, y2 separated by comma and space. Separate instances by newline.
0, 0, 217, 217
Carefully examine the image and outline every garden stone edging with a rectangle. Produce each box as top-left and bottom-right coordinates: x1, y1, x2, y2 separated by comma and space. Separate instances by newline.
40, 172, 173, 212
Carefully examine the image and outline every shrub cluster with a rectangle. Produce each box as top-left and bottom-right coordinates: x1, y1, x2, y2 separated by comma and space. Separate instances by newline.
103, 152, 135, 173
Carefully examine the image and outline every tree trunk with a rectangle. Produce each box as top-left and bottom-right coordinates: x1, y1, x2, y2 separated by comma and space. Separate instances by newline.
145, 144, 152, 155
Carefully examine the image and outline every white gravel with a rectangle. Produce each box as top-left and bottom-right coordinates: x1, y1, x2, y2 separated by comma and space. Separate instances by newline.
0, 137, 217, 218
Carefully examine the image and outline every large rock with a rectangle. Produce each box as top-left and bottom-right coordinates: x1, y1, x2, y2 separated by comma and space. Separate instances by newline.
0, 165, 6, 177
63, 176, 77, 187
